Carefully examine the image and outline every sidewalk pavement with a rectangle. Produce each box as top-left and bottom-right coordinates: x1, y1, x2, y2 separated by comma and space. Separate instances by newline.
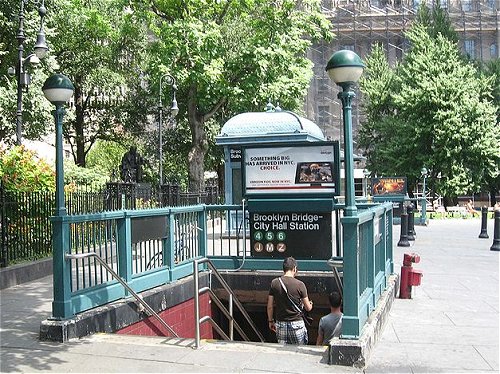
1, 218, 498, 373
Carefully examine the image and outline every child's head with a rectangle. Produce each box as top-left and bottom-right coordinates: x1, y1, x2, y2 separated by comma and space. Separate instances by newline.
329, 291, 342, 308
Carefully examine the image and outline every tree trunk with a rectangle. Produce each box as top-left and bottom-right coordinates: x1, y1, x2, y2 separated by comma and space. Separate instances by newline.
217, 162, 224, 198
187, 83, 208, 193
188, 117, 207, 193
74, 79, 86, 167
186, 83, 225, 193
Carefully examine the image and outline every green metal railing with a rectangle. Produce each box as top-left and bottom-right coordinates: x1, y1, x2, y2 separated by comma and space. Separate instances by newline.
341, 202, 393, 338
0, 185, 222, 267
51, 202, 394, 340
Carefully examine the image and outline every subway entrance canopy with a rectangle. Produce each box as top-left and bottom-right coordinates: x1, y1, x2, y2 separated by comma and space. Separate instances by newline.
216, 109, 327, 206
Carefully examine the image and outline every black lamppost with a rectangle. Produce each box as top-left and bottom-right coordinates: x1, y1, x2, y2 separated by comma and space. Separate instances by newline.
158, 74, 179, 186
13, 0, 49, 145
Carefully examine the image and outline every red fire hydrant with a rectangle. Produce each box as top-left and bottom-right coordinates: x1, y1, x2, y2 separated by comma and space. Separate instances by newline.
399, 253, 423, 299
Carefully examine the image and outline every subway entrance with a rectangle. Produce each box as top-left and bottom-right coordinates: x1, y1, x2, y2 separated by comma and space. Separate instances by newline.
211, 270, 337, 345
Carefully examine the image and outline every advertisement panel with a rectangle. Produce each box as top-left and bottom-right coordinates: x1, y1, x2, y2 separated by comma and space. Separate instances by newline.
250, 212, 332, 259
243, 142, 340, 196
371, 177, 407, 196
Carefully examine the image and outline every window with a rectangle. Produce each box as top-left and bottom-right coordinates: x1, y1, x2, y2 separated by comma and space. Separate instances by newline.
318, 105, 330, 126
490, 44, 497, 59
318, 78, 329, 94
342, 44, 355, 51
462, 0, 472, 11
465, 40, 475, 59
354, 178, 364, 197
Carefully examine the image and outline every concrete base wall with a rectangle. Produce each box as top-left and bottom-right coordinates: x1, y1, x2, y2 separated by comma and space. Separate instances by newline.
39, 273, 209, 342
0, 258, 52, 290
328, 274, 399, 367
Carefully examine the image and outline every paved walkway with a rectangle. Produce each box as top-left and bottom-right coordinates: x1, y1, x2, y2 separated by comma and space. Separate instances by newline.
0, 218, 498, 373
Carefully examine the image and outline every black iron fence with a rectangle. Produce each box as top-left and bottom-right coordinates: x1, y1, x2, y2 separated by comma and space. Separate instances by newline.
0, 182, 223, 267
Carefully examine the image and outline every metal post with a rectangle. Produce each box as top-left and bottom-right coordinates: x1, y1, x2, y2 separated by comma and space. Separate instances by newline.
338, 86, 357, 217
228, 294, 234, 341
421, 174, 427, 225
193, 259, 201, 348
398, 208, 410, 247
15, 0, 26, 145
54, 105, 66, 217
479, 206, 489, 238
0, 181, 6, 267
490, 210, 500, 251
407, 203, 415, 241
15, 0, 47, 145
51, 104, 71, 318
158, 100, 163, 186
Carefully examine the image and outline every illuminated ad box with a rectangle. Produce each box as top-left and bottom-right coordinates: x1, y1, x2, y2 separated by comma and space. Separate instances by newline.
371, 177, 407, 197
242, 142, 340, 197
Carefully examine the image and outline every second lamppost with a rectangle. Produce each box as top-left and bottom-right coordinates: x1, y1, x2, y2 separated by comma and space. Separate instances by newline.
14, 0, 49, 145
158, 74, 179, 186
326, 50, 365, 217
363, 168, 370, 198
421, 167, 428, 225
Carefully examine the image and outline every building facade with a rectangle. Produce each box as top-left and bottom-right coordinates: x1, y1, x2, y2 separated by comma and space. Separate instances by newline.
305, 0, 499, 144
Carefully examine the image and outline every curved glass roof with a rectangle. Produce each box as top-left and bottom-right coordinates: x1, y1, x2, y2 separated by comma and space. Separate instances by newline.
219, 111, 325, 140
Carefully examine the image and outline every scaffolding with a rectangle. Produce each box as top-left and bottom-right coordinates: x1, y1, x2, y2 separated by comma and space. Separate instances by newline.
305, 0, 499, 143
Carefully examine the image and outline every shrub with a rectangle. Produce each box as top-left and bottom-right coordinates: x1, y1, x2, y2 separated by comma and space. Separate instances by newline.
0, 145, 55, 192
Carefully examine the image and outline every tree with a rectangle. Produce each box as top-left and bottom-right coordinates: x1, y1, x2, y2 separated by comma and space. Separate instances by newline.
143, 0, 331, 191
481, 59, 500, 205
415, 0, 459, 45
359, 25, 500, 202
48, 0, 150, 166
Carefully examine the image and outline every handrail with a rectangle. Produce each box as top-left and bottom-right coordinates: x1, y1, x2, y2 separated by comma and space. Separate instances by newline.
198, 286, 250, 341
327, 257, 344, 297
193, 257, 265, 348
65, 252, 179, 338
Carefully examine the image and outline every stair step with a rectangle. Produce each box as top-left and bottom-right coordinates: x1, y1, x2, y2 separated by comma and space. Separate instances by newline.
87, 332, 328, 356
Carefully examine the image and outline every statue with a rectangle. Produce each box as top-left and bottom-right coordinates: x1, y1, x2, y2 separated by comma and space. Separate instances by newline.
120, 146, 144, 183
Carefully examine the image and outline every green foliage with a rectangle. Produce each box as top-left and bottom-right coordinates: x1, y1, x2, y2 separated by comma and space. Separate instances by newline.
415, 0, 459, 45
359, 24, 500, 200
482, 59, 500, 123
86, 139, 129, 178
0, 145, 55, 192
143, 0, 332, 190
63, 161, 109, 191
48, 0, 150, 166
